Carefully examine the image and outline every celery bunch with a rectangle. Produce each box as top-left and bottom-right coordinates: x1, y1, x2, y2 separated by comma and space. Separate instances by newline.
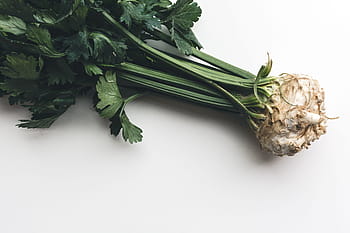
0, 0, 328, 155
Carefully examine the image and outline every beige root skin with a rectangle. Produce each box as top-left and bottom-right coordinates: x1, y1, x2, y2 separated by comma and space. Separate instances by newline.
256, 74, 327, 156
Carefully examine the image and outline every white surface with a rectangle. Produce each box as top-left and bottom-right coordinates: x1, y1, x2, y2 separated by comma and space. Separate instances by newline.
0, 0, 348, 232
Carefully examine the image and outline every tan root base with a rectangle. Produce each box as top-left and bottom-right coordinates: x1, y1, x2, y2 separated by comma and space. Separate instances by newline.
256, 74, 327, 156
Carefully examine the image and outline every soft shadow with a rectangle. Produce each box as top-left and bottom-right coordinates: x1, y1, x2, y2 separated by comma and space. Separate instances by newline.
0, 93, 277, 162
134, 95, 278, 164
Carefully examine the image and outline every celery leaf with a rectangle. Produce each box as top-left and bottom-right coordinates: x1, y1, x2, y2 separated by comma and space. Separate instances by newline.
0, 53, 43, 80
120, 112, 143, 144
96, 71, 124, 119
0, 15, 27, 35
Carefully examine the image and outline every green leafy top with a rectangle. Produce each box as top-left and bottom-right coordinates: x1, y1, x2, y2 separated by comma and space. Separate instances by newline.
162, 0, 202, 54
0, 0, 204, 143
119, 0, 162, 30
0, 53, 43, 80
96, 71, 143, 143
166, 0, 202, 30
0, 15, 27, 35
96, 71, 124, 118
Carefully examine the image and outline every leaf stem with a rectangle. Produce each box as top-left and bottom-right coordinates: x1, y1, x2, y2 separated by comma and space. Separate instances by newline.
190, 49, 256, 79
119, 72, 237, 112
101, 11, 264, 119
149, 29, 256, 79
101, 63, 265, 112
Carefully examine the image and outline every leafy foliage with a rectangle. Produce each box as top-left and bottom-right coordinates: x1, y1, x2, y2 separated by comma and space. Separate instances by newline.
96, 71, 143, 143
120, 112, 143, 144
17, 91, 76, 128
0, 53, 43, 80
89, 32, 128, 63
26, 25, 65, 57
63, 29, 91, 63
0, 15, 27, 35
0, 0, 205, 143
96, 71, 124, 119
32, 0, 83, 25
119, 0, 162, 30
0, 79, 39, 100
109, 112, 143, 144
0, 0, 34, 22
46, 59, 76, 85
163, 0, 202, 54
166, 0, 202, 30
83, 63, 103, 76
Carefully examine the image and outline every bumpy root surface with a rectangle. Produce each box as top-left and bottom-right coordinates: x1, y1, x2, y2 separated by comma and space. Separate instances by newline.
256, 74, 327, 156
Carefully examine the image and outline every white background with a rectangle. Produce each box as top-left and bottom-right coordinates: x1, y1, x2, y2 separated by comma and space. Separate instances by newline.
0, 0, 348, 232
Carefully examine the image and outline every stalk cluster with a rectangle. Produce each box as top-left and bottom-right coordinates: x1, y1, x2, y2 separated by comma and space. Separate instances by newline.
0, 0, 328, 155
